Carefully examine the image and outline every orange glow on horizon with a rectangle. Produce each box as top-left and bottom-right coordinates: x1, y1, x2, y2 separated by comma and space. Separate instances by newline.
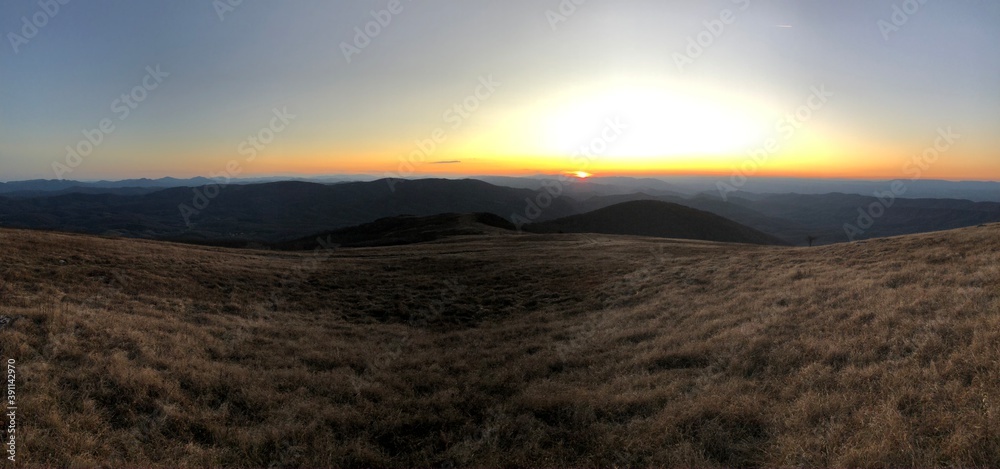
154, 74, 998, 183
224, 150, 1000, 182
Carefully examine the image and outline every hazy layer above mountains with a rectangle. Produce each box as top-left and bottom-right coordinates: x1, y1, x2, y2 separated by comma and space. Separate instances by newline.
2, 175, 999, 202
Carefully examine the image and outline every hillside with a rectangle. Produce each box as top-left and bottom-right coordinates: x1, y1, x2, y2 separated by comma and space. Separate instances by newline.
2, 225, 1000, 466
276, 213, 516, 249
528, 200, 788, 245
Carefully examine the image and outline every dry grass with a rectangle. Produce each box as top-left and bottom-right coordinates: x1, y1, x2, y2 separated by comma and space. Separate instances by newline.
1, 224, 999, 467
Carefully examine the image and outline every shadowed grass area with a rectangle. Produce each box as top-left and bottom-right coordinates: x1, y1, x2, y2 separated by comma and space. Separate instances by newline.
1, 224, 999, 467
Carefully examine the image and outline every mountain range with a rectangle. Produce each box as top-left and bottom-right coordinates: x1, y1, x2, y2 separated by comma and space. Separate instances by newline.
5, 175, 1000, 201
1, 177, 998, 247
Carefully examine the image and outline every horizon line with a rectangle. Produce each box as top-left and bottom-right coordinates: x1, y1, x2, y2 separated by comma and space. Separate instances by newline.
3, 173, 1000, 184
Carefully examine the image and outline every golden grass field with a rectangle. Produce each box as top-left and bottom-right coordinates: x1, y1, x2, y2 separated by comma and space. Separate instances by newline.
1, 224, 999, 467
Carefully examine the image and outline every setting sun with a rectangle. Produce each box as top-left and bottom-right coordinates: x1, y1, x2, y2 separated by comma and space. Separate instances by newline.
537, 84, 765, 160
573, 171, 593, 179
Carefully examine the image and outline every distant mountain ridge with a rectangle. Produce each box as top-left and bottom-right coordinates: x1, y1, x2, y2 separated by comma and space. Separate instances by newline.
0, 177, 218, 194
724, 192, 1000, 244
527, 200, 789, 246
6, 175, 999, 202
0, 179, 577, 242
0, 176, 374, 197
0, 177, 998, 247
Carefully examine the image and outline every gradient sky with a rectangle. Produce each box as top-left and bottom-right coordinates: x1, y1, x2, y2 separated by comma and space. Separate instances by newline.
1, 0, 998, 181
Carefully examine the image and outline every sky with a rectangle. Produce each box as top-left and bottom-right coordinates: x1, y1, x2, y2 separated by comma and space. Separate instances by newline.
1, 0, 998, 182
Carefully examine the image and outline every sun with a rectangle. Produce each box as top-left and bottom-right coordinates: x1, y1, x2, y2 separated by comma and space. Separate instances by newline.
539, 83, 765, 161
572, 171, 592, 179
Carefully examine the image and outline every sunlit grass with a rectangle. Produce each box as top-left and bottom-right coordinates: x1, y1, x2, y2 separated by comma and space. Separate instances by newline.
1, 224, 998, 467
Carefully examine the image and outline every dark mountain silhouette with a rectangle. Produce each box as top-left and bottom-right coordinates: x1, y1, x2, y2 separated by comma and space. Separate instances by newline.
1, 186, 166, 198
2, 177, 998, 247
723, 193, 1000, 244
0, 179, 575, 242
277, 212, 516, 249
6, 176, 999, 202
571, 193, 810, 245
571, 192, 1000, 246
526, 200, 789, 245
0, 177, 218, 194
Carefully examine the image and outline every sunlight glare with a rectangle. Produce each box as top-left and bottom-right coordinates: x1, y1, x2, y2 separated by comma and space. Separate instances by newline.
542, 85, 764, 160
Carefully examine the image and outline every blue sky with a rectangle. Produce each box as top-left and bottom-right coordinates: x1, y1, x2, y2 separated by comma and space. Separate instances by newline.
1, 0, 998, 181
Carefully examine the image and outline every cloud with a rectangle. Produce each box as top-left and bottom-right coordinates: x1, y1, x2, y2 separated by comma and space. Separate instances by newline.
430, 160, 462, 165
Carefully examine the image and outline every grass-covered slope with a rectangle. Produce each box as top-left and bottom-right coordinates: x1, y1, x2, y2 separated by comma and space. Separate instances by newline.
276, 212, 516, 249
0, 224, 999, 466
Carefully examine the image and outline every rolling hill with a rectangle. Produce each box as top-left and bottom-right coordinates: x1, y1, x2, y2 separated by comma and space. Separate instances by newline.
571, 192, 1000, 246
527, 200, 788, 245
276, 212, 516, 249
4, 224, 999, 466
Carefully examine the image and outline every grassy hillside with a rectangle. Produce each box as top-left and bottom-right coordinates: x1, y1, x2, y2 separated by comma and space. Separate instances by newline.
1, 224, 999, 467
528, 200, 789, 246
276, 213, 516, 250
